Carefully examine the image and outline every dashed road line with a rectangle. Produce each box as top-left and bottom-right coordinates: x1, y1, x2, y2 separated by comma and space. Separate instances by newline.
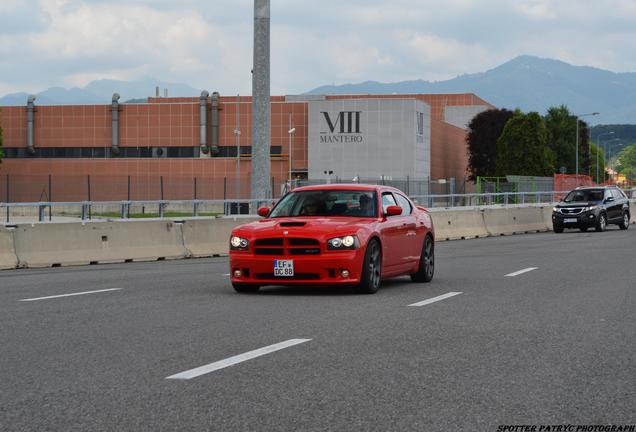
19, 288, 123, 302
408, 292, 463, 307
504, 267, 538, 277
165, 338, 312, 380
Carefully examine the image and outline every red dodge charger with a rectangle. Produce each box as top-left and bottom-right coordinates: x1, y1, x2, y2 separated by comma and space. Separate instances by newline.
229, 184, 435, 294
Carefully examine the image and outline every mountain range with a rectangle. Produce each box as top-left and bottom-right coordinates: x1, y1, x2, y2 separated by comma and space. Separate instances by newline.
308, 55, 636, 125
0, 78, 201, 106
1, 56, 635, 125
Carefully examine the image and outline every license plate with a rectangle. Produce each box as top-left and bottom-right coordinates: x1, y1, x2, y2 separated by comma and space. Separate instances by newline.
274, 259, 294, 277
564, 218, 578, 223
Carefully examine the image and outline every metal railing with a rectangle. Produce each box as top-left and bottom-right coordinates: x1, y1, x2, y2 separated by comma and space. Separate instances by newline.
2, 190, 634, 224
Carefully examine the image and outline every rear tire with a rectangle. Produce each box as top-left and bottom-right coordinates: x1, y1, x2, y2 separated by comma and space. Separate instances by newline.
355, 239, 382, 294
553, 225, 564, 233
619, 212, 630, 230
410, 235, 434, 283
596, 213, 607, 232
232, 283, 260, 293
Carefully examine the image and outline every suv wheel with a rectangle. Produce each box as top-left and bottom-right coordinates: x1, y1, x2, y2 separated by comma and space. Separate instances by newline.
596, 213, 607, 232
619, 212, 630, 230
553, 225, 563, 233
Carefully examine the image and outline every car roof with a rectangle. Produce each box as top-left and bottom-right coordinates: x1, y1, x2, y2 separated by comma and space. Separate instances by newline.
291, 183, 403, 193
574, 185, 617, 190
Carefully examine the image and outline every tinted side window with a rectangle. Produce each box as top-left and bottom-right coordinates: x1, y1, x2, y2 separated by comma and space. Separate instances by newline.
604, 190, 613, 200
381, 193, 397, 213
611, 189, 623, 200
394, 193, 413, 215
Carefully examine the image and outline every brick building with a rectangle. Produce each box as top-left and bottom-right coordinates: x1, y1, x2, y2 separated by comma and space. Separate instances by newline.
0, 93, 492, 202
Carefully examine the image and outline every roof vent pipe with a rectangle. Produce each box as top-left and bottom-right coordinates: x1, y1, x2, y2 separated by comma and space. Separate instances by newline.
199, 90, 209, 154
26, 95, 36, 155
111, 93, 121, 156
210, 91, 220, 155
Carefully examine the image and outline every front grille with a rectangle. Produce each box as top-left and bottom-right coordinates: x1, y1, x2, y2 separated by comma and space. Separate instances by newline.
290, 248, 320, 255
254, 273, 321, 280
560, 208, 584, 215
255, 238, 284, 246
288, 238, 319, 246
255, 248, 284, 255
253, 237, 321, 256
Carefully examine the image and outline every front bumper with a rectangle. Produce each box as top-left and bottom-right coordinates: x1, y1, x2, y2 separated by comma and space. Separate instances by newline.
229, 250, 365, 286
552, 211, 598, 228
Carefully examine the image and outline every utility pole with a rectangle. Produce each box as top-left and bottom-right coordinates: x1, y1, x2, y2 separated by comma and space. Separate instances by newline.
251, 0, 272, 201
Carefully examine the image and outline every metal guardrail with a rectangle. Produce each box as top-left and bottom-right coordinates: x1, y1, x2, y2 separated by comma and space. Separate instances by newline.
1, 189, 635, 223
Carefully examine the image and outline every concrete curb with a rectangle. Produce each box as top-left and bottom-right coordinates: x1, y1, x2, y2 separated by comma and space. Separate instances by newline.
12, 220, 188, 268
0, 227, 18, 269
182, 217, 259, 257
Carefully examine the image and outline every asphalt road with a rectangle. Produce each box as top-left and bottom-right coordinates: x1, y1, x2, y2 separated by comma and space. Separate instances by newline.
1, 227, 635, 432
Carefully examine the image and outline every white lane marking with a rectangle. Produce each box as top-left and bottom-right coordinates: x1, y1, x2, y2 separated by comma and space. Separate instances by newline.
408, 292, 463, 307
504, 267, 538, 277
166, 338, 312, 380
19, 288, 122, 302
223, 273, 230, 276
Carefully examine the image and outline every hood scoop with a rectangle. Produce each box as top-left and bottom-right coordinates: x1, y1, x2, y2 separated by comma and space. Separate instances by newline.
279, 221, 307, 227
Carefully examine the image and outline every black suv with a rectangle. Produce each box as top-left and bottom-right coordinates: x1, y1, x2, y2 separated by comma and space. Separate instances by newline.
552, 186, 630, 233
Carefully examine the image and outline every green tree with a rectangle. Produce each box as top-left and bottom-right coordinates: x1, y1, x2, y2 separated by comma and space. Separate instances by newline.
615, 144, 636, 182
496, 111, 555, 176
544, 105, 591, 175
465, 108, 514, 181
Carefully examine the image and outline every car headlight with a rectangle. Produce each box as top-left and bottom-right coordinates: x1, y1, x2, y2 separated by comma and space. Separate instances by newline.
584, 205, 598, 212
552, 207, 559, 212
230, 236, 249, 250
328, 235, 359, 250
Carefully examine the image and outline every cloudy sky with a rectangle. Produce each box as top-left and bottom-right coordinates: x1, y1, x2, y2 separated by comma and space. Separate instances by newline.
1, 0, 635, 96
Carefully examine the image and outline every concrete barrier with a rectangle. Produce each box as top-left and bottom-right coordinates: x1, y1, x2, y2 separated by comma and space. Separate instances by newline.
0, 227, 18, 270
12, 220, 188, 268
182, 217, 259, 257
483, 206, 552, 236
429, 208, 489, 241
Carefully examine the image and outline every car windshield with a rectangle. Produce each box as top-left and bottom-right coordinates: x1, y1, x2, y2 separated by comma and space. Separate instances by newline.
269, 190, 378, 218
563, 189, 604, 203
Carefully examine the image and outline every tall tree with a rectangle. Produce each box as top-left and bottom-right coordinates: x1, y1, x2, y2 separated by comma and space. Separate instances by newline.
544, 105, 594, 174
496, 111, 555, 176
465, 108, 514, 181
616, 144, 636, 181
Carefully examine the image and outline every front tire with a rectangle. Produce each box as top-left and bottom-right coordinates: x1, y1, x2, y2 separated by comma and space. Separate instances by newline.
619, 212, 630, 230
410, 235, 434, 283
232, 283, 260, 293
596, 213, 607, 232
579, 226, 588, 232
553, 225, 564, 233
355, 239, 382, 294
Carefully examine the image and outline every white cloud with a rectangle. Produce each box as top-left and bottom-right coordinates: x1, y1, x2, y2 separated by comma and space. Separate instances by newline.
0, 0, 635, 96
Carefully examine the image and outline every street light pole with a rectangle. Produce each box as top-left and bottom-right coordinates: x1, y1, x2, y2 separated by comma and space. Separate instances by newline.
597, 131, 615, 183
575, 112, 599, 178
288, 126, 296, 184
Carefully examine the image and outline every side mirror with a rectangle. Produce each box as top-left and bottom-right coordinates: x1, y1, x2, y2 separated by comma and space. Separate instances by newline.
257, 207, 270, 217
385, 205, 403, 217
605, 197, 615, 203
